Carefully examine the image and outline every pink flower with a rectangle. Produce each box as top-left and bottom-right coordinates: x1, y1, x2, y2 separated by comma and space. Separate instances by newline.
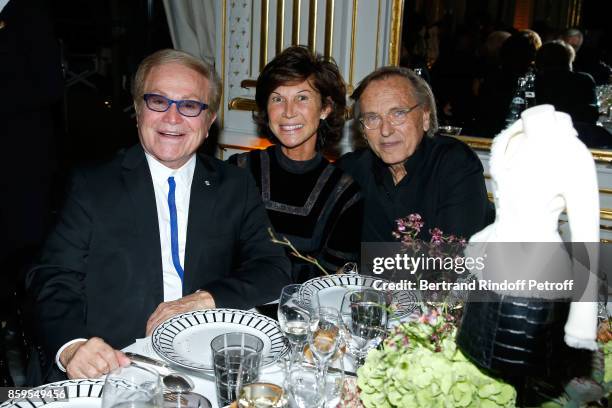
407, 213, 424, 231
394, 213, 466, 265
430, 227, 443, 237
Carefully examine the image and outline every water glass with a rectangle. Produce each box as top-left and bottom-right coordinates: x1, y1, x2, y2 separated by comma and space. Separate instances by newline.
101, 363, 163, 408
286, 362, 323, 408
341, 289, 388, 367
211, 332, 264, 407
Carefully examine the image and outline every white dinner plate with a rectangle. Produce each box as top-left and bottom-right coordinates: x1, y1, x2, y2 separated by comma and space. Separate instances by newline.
151, 309, 288, 371
0, 379, 103, 407
299, 274, 419, 320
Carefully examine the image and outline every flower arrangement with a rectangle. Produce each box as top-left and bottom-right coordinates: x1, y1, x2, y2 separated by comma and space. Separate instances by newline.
392, 214, 467, 256
392, 214, 472, 306
337, 214, 612, 407
340, 215, 517, 407
354, 308, 517, 408
336, 215, 517, 407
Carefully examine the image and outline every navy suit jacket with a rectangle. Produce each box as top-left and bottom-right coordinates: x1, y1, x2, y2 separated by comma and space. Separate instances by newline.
26, 144, 291, 381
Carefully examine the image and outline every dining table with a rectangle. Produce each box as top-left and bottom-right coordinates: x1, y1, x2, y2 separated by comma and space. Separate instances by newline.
0, 274, 412, 408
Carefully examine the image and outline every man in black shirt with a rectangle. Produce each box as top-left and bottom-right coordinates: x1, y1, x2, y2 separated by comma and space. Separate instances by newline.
338, 66, 490, 242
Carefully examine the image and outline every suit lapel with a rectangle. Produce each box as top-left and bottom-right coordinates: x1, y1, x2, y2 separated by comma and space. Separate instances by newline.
183, 154, 220, 293
121, 145, 164, 304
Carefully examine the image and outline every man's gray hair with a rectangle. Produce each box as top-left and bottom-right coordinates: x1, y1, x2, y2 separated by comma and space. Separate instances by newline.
564, 28, 583, 39
562, 28, 584, 51
132, 48, 222, 113
351, 66, 438, 137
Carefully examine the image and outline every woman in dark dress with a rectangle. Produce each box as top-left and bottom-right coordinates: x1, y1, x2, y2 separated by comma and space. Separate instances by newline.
229, 46, 362, 283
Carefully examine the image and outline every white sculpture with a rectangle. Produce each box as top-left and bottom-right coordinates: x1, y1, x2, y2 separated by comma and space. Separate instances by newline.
469, 104, 600, 351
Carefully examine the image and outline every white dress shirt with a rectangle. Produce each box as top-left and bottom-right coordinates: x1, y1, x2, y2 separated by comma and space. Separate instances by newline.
56, 153, 196, 371
145, 152, 195, 302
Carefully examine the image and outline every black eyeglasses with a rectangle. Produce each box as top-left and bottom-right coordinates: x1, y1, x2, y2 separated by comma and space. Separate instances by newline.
143, 93, 209, 117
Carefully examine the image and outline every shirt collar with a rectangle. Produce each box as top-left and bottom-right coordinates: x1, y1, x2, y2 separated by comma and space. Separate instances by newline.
145, 152, 197, 187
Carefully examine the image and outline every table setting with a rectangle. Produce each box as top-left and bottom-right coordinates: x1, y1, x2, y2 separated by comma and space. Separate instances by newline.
2, 270, 610, 407
0, 269, 434, 408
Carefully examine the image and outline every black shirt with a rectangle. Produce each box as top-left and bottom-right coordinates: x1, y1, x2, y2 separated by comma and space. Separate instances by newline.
229, 146, 363, 282
337, 135, 490, 242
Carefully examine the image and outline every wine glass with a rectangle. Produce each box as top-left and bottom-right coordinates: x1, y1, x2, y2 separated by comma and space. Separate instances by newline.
237, 382, 287, 407
101, 363, 163, 408
278, 284, 316, 369
308, 306, 342, 400
340, 289, 388, 367
286, 361, 323, 408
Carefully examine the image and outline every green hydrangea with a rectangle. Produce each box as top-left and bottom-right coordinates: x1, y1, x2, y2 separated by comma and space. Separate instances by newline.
357, 312, 516, 408
604, 341, 612, 384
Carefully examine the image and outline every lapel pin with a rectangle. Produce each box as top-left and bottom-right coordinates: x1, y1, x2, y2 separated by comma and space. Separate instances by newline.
204, 180, 211, 186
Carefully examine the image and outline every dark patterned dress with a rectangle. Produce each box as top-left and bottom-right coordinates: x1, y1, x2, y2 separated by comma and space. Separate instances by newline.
229, 146, 363, 283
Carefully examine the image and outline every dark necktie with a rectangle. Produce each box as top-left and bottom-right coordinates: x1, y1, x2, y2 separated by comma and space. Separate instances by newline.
167, 176, 184, 282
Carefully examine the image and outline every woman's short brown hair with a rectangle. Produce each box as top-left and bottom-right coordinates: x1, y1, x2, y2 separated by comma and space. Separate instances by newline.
254, 46, 346, 149
132, 48, 222, 114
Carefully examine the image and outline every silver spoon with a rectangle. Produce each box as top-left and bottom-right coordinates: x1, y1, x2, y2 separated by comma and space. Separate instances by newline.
163, 372, 195, 393
125, 352, 194, 393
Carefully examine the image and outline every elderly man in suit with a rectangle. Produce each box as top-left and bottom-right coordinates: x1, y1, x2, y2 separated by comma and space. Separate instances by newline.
26, 49, 291, 382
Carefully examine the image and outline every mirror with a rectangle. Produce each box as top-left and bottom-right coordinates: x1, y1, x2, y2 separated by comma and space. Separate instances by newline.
399, 0, 612, 155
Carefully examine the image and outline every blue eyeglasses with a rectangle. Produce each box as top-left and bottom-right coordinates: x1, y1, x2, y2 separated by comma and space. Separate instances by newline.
143, 93, 209, 117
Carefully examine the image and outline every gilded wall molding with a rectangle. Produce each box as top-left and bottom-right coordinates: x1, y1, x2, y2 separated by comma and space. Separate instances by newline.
389, 0, 404, 66
228, 97, 257, 111
456, 135, 612, 164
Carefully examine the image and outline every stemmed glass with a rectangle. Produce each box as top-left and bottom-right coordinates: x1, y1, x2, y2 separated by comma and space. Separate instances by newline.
340, 289, 388, 367
101, 363, 163, 408
308, 306, 342, 400
286, 360, 323, 408
277, 284, 318, 370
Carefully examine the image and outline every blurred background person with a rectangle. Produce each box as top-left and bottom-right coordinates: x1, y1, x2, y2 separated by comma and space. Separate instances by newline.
535, 40, 598, 125
479, 30, 512, 79
474, 32, 539, 137
520, 29, 543, 53
229, 46, 362, 283
430, 25, 480, 132
564, 28, 612, 85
